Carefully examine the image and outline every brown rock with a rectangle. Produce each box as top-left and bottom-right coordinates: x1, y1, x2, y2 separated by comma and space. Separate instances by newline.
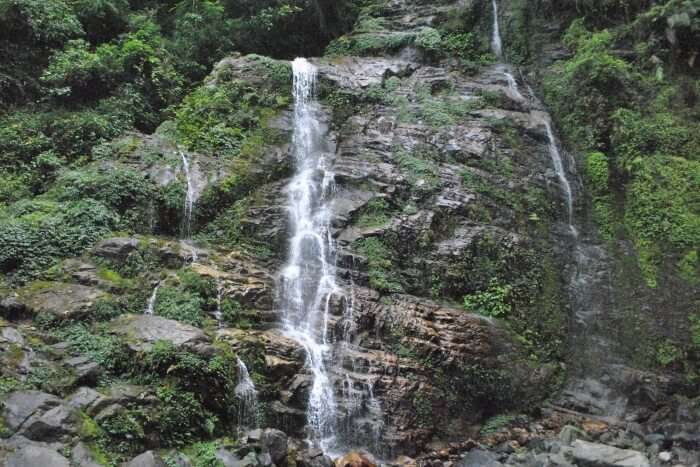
334, 452, 376, 467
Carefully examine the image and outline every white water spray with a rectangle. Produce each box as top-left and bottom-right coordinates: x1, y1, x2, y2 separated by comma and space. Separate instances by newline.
235, 357, 260, 433
491, 0, 503, 58
504, 71, 524, 101
278, 57, 339, 451
179, 151, 198, 262
144, 282, 161, 315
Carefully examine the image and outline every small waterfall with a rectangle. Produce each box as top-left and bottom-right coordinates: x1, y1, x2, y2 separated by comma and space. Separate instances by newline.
179, 151, 198, 262
235, 357, 260, 433
504, 71, 524, 101
214, 280, 224, 328
491, 0, 503, 58
278, 57, 339, 451
538, 113, 577, 236
144, 282, 161, 315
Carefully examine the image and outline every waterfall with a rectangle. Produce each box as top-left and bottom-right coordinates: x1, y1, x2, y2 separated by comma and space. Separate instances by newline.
278, 57, 339, 451
235, 357, 260, 433
144, 282, 160, 315
491, 0, 503, 58
504, 71, 524, 101
179, 151, 198, 262
536, 113, 577, 236
214, 280, 224, 328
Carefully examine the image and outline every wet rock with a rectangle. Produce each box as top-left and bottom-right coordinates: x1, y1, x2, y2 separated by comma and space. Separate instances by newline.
4, 445, 70, 467
334, 451, 377, 467
261, 429, 288, 465
215, 448, 260, 467
123, 450, 168, 467
559, 425, 587, 445
109, 314, 213, 355
568, 440, 650, 467
20, 404, 77, 441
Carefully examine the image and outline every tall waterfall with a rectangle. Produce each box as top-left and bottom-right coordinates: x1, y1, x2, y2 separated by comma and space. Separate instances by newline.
540, 115, 577, 234
491, 0, 503, 58
279, 58, 339, 450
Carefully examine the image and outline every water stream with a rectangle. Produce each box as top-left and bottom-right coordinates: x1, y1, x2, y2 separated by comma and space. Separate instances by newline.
144, 282, 161, 315
235, 357, 260, 434
491, 0, 503, 58
278, 57, 339, 451
179, 151, 198, 263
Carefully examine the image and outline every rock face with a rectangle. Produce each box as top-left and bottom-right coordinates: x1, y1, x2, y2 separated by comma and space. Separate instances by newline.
4, 445, 70, 467
109, 314, 212, 354
16, 282, 106, 320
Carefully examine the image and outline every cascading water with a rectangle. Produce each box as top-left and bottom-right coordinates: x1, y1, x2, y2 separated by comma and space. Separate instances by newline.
144, 282, 161, 315
491, 0, 503, 58
504, 71, 524, 101
179, 151, 198, 262
278, 57, 339, 451
235, 357, 260, 433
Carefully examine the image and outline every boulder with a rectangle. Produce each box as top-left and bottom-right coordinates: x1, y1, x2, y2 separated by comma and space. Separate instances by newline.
18, 282, 105, 320
1, 391, 62, 433
20, 404, 77, 441
4, 445, 70, 467
123, 450, 168, 467
334, 452, 377, 467
0, 295, 29, 320
109, 314, 212, 354
261, 428, 288, 465
93, 237, 139, 261
457, 449, 504, 467
569, 440, 650, 467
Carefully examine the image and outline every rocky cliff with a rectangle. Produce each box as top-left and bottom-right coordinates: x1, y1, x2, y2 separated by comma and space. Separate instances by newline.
1, 0, 699, 466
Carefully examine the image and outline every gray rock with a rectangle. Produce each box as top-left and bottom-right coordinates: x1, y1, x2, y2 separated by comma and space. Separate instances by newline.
559, 425, 587, 445
93, 237, 139, 261
123, 450, 167, 467
1, 326, 24, 345
1, 390, 62, 432
18, 282, 106, 320
66, 387, 105, 413
64, 356, 102, 384
21, 404, 76, 441
569, 440, 650, 467
458, 449, 504, 467
5, 445, 70, 467
261, 428, 288, 465
0, 295, 29, 320
71, 442, 103, 467
109, 314, 212, 354
216, 448, 260, 467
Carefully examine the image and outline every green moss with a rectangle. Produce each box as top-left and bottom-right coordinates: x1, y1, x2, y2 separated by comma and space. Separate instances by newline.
355, 237, 403, 293
463, 279, 512, 318
356, 198, 391, 228
678, 250, 699, 284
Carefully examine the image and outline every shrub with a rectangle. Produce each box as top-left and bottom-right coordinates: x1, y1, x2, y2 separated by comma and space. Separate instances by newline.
463, 279, 512, 318
356, 237, 403, 293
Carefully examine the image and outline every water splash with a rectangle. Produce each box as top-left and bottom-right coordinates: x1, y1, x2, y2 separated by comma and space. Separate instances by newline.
144, 282, 161, 315
235, 357, 260, 433
491, 0, 502, 58
278, 57, 339, 451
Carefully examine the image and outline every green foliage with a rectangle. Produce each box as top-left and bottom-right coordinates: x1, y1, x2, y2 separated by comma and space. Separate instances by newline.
585, 152, 615, 240
678, 250, 699, 284
415, 27, 442, 52
0, 0, 83, 46
656, 339, 684, 366
325, 31, 414, 57
53, 323, 128, 373
624, 157, 700, 286
544, 25, 636, 150
395, 146, 441, 194
154, 384, 216, 446
463, 279, 512, 318
356, 237, 403, 293
181, 441, 224, 467
356, 198, 391, 228
153, 284, 206, 327
480, 414, 517, 435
